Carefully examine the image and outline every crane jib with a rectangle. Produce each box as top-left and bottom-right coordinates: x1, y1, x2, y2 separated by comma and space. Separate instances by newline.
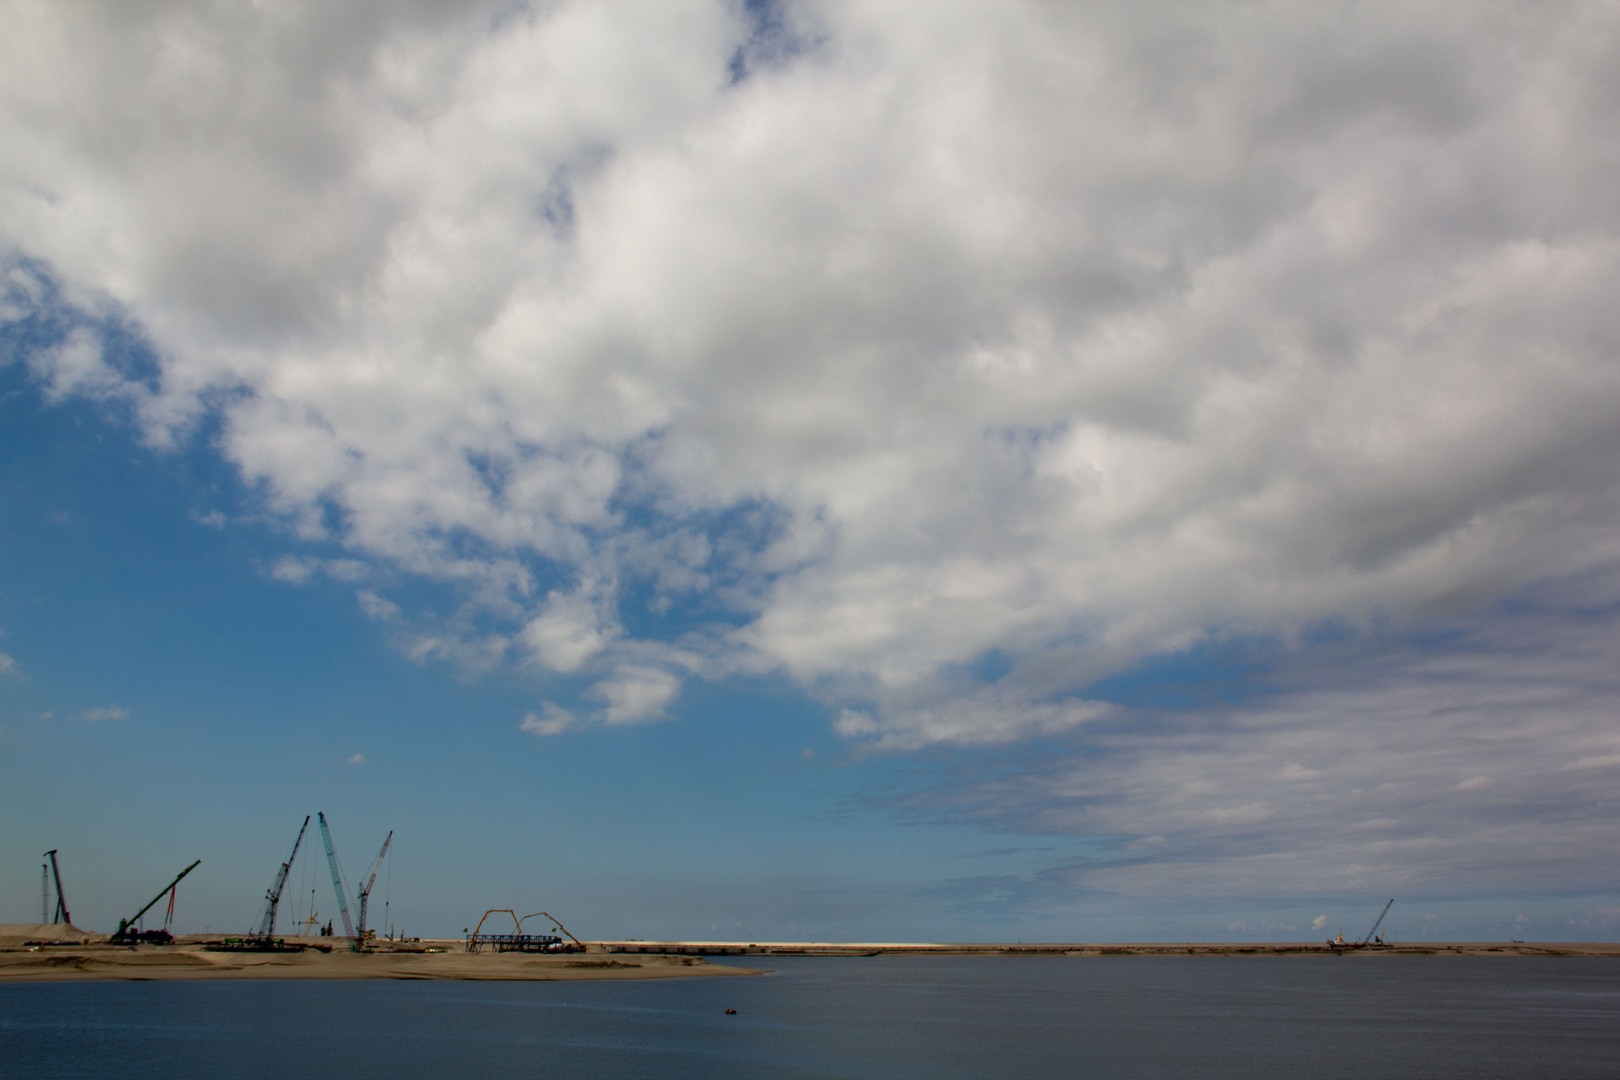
44, 850, 71, 926
115, 860, 201, 939
317, 812, 354, 938
256, 815, 311, 939
356, 830, 393, 943
1359, 899, 1395, 946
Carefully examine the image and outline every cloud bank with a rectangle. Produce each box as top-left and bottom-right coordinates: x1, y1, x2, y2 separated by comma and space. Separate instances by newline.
887, 591, 1620, 900
3, 0, 1619, 897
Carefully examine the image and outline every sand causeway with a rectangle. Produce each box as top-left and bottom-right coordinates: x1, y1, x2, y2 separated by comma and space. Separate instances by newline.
0, 928, 762, 983
5, 924, 1615, 983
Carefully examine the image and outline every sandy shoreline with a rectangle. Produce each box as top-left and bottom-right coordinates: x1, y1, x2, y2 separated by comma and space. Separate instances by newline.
0, 943, 760, 983
594, 940, 1620, 958
3, 931, 1615, 983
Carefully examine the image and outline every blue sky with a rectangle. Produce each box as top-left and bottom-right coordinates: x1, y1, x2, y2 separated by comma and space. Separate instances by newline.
3, 0, 1619, 943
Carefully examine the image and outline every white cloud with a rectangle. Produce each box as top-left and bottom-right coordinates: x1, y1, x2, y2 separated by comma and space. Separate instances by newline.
324, 559, 368, 582
274, 557, 372, 586
270, 556, 315, 584
29, 327, 110, 400
1311, 915, 1328, 931
1, 0, 1618, 763
841, 690, 1113, 752
587, 666, 681, 725
356, 589, 401, 622
879, 600, 1620, 897
521, 702, 581, 737
519, 585, 617, 673
78, 706, 127, 722
0, 652, 21, 679
346, 753, 366, 766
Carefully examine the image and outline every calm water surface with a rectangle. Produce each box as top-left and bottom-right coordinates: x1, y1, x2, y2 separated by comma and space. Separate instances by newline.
3, 956, 1617, 1079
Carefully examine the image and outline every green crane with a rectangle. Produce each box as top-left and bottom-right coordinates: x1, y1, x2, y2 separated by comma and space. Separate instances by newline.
317, 812, 354, 938
111, 860, 200, 945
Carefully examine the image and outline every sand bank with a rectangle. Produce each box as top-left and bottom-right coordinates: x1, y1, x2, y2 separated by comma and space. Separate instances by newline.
6, 935, 1614, 982
0, 923, 97, 943
596, 940, 1620, 958
0, 942, 760, 983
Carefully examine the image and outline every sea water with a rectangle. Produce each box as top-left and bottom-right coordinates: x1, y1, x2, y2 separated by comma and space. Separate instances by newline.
3, 955, 1617, 1079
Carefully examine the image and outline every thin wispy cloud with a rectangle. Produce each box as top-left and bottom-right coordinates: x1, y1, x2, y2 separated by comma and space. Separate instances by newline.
878, 596, 1620, 900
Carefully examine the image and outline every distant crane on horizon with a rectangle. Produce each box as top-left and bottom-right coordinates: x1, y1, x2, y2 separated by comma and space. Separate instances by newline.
43, 849, 70, 926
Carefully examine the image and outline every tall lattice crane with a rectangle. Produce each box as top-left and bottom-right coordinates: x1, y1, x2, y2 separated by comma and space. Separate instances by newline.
355, 831, 393, 944
317, 812, 354, 938
255, 816, 310, 939
1359, 899, 1395, 946
43, 849, 70, 925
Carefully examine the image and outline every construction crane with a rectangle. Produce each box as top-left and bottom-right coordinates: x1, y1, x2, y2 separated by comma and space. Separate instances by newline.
317, 812, 354, 938
530, 911, 587, 952
254, 816, 310, 939
111, 860, 201, 945
1359, 899, 1395, 946
354, 831, 392, 946
43, 849, 70, 925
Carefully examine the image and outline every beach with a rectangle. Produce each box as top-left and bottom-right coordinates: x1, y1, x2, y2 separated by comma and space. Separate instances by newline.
5, 922, 1614, 983
0, 927, 760, 983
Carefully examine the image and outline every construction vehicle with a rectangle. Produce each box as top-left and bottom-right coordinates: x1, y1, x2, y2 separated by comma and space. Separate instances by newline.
317, 813, 355, 938
1328, 899, 1395, 949
110, 860, 200, 945
354, 830, 393, 948
43, 850, 71, 925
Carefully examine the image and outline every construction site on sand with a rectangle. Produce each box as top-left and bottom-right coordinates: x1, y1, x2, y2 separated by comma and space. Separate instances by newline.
7, 819, 1616, 983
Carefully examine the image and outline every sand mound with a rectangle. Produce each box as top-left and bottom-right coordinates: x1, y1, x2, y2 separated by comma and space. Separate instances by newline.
0, 924, 98, 944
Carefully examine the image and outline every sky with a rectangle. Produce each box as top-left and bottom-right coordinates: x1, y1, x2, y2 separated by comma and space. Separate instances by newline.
2, 0, 1619, 944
